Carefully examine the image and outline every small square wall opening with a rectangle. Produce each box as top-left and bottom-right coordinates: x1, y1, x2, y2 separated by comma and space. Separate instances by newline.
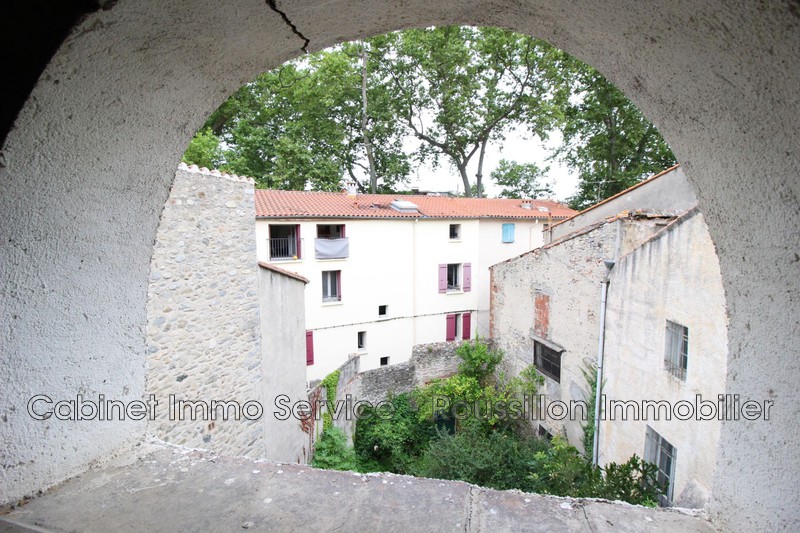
357, 331, 366, 350
378, 305, 388, 316
380, 356, 390, 366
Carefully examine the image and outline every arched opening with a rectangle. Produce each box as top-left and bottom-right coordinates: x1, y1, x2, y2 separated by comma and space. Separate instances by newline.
1, 2, 797, 530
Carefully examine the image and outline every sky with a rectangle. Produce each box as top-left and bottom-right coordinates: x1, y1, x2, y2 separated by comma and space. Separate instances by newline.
405, 127, 578, 202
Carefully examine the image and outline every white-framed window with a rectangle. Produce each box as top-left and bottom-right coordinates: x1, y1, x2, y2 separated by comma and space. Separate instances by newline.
449, 224, 461, 240
644, 426, 677, 506
321, 270, 341, 302
438, 263, 472, 293
664, 320, 688, 380
269, 224, 302, 260
447, 264, 460, 290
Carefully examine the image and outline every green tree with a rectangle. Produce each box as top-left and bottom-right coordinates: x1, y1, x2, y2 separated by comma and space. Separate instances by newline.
490, 159, 554, 198
372, 26, 564, 197
554, 63, 677, 210
181, 127, 223, 169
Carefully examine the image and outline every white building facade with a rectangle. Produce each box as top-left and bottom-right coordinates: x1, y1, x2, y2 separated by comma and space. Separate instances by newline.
254, 191, 574, 380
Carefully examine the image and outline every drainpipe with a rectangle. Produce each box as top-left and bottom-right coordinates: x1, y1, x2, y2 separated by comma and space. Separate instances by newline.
592, 259, 615, 467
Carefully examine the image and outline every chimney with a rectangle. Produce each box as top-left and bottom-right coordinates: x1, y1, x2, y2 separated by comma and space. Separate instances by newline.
345, 181, 358, 196
521, 199, 532, 209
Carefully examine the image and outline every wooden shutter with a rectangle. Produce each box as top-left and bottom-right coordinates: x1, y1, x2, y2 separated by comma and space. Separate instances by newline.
463, 263, 472, 292
337, 270, 342, 301
305, 330, 314, 365
295, 224, 302, 259
438, 264, 447, 293
462, 312, 471, 340
445, 314, 456, 341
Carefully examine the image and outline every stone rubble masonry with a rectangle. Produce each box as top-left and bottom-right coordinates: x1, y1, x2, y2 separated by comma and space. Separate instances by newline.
313, 341, 480, 444
146, 164, 264, 457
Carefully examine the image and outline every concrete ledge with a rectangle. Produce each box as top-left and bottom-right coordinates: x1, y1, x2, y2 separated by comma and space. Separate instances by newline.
1, 439, 716, 532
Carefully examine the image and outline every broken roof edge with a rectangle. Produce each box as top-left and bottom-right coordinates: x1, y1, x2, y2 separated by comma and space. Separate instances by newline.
545, 164, 681, 232
615, 207, 701, 263
257, 261, 309, 284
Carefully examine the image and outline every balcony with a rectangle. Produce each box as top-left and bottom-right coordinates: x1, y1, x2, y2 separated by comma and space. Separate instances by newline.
269, 237, 302, 261
315, 237, 349, 260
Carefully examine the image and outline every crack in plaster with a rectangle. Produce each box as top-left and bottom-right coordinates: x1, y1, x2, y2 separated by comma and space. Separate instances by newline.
265, 0, 309, 53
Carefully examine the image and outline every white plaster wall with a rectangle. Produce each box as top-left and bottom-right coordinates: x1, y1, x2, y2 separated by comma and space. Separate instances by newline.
600, 211, 727, 509
1, 1, 798, 529
258, 267, 311, 464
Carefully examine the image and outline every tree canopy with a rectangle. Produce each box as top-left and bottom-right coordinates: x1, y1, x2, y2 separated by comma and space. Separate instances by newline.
182, 25, 676, 206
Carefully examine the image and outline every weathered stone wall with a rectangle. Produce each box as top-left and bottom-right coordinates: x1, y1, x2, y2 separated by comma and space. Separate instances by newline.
313, 341, 465, 444
146, 164, 264, 456
490, 216, 673, 451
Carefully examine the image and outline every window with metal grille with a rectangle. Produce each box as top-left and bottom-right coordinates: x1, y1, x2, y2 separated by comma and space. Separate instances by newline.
644, 426, 677, 506
538, 424, 554, 441
664, 320, 688, 380
534, 340, 561, 382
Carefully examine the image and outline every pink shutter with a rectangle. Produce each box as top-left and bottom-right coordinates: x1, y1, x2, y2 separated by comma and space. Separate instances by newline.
295, 224, 302, 259
463, 263, 472, 292
438, 264, 447, 293
462, 312, 471, 340
340, 224, 346, 238
446, 314, 456, 341
305, 330, 314, 365
337, 270, 342, 301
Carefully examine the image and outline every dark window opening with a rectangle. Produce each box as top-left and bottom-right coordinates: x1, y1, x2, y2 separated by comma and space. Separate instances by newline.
534, 340, 562, 382
380, 356, 389, 366
358, 331, 366, 350
449, 224, 461, 239
378, 305, 388, 316
538, 425, 554, 441
317, 224, 345, 239
644, 426, 677, 506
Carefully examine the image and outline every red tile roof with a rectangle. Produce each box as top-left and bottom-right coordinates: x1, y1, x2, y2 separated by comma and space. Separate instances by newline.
257, 261, 309, 283
254, 190, 576, 220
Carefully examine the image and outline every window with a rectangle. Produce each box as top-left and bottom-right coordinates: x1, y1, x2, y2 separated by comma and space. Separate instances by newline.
378, 305, 387, 316
357, 331, 366, 351
644, 426, 677, 506
449, 224, 461, 240
269, 224, 301, 260
538, 425, 554, 441
445, 312, 471, 341
502, 223, 515, 243
317, 224, 345, 239
321, 270, 341, 302
664, 320, 688, 380
438, 263, 471, 293
305, 331, 314, 366
380, 356, 389, 366
534, 340, 562, 382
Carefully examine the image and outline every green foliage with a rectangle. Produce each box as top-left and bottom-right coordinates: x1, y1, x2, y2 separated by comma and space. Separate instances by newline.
181, 128, 224, 169
456, 338, 503, 382
528, 437, 664, 505
416, 424, 550, 491
353, 393, 435, 474
311, 427, 357, 471
320, 370, 340, 432
490, 159, 554, 199
581, 363, 598, 457
554, 62, 677, 210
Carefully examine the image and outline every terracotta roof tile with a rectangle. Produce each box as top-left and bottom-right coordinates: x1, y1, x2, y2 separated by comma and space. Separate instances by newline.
254, 190, 575, 220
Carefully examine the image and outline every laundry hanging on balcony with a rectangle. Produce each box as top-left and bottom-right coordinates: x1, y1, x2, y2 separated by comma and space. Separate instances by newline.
315, 238, 349, 260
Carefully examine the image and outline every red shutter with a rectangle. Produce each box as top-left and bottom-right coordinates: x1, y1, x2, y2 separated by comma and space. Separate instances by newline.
295, 224, 301, 259
340, 224, 345, 238
337, 270, 342, 301
305, 330, 314, 365
462, 312, 471, 340
438, 264, 447, 293
463, 263, 472, 292
445, 314, 456, 341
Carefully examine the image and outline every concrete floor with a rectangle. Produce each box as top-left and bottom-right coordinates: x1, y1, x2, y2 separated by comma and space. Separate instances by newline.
1, 440, 717, 532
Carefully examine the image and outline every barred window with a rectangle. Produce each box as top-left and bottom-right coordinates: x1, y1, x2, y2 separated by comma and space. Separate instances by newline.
644, 426, 677, 506
664, 320, 688, 380
534, 340, 561, 382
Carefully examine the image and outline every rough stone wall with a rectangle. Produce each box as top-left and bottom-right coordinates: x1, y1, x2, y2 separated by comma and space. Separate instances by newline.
146, 165, 264, 456
314, 341, 464, 443
490, 217, 671, 451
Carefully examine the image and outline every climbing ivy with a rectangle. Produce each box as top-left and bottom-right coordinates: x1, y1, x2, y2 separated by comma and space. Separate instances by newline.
319, 369, 340, 432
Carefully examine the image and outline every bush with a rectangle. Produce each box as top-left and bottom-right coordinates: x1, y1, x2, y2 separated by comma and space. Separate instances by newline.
311, 427, 357, 471
456, 338, 503, 383
416, 424, 549, 491
353, 393, 435, 474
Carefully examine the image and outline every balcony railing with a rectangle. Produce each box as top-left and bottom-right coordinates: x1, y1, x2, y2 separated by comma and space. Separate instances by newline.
269, 237, 302, 261
315, 237, 349, 260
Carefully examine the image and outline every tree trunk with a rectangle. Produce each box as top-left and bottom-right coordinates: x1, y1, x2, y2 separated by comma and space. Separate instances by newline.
360, 45, 379, 193
458, 164, 472, 197
475, 137, 489, 198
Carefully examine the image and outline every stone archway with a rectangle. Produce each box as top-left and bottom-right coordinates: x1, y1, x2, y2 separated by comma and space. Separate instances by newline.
1, 1, 797, 529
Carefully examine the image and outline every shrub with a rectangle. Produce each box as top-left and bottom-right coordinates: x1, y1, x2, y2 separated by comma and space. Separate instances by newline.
311, 427, 357, 471
456, 338, 503, 383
